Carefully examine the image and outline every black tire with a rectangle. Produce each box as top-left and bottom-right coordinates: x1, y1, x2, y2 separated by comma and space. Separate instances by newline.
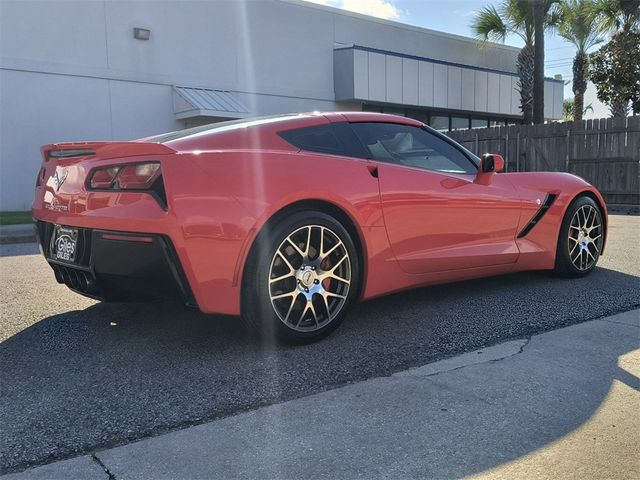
554, 195, 604, 278
241, 210, 360, 344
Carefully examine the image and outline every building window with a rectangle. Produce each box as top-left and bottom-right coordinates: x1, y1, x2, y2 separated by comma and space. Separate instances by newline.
430, 115, 449, 131
471, 117, 489, 129
451, 116, 470, 131
406, 110, 429, 124
361, 103, 521, 131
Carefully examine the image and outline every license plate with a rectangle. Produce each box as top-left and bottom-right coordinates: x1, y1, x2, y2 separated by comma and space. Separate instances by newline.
52, 226, 78, 263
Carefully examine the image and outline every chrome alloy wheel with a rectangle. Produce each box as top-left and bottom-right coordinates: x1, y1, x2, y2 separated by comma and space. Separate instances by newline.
568, 204, 603, 271
268, 225, 351, 332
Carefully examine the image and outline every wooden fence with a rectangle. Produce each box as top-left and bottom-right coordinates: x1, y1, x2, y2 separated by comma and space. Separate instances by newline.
447, 116, 640, 207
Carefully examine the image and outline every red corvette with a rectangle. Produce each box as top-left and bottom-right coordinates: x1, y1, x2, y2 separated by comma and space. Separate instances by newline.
33, 112, 607, 342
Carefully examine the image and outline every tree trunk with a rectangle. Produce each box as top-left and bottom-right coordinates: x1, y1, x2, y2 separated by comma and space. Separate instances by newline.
517, 44, 534, 124
533, 0, 546, 124
572, 51, 588, 122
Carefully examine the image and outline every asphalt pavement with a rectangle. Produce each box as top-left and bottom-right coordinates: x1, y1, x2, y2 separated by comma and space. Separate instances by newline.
1, 215, 639, 475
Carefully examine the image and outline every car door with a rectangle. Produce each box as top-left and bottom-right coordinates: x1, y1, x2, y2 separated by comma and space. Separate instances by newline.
350, 122, 522, 274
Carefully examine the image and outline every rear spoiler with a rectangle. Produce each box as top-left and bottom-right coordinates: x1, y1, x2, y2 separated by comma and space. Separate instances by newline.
41, 141, 175, 162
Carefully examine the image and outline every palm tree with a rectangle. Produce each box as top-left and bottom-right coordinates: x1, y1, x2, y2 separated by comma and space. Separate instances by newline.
533, 0, 546, 124
557, 0, 605, 121
472, 0, 558, 124
562, 97, 594, 121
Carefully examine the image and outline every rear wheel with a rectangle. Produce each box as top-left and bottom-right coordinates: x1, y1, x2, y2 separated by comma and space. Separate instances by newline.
242, 211, 359, 344
554, 196, 604, 277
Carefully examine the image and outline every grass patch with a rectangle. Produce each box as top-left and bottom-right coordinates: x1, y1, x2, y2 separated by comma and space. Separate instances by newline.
0, 211, 33, 225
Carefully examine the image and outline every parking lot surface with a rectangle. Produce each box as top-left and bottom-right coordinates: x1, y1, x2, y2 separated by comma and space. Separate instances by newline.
1, 215, 638, 474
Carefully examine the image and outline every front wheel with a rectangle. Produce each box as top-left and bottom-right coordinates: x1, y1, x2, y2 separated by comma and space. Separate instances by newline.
241, 211, 359, 344
554, 196, 604, 277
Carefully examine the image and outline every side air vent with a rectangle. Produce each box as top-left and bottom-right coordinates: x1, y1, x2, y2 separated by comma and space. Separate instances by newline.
517, 193, 558, 238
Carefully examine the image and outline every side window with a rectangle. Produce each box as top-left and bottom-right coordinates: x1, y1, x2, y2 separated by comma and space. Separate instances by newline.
278, 125, 344, 156
350, 122, 477, 175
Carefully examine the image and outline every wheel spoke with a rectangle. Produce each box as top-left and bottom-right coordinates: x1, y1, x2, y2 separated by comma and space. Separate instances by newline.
325, 292, 346, 300
308, 301, 319, 327
295, 305, 307, 328
570, 248, 581, 263
286, 238, 305, 258
321, 293, 331, 318
276, 251, 295, 273
321, 242, 341, 260
583, 207, 592, 229
329, 272, 350, 284
331, 254, 348, 271
270, 272, 293, 284
569, 242, 579, 257
271, 291, 296, 300
283, 295, 297, 323
304, 226, 312, 257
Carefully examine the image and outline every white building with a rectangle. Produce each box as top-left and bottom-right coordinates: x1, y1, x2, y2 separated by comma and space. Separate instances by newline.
0, 0, 563, 210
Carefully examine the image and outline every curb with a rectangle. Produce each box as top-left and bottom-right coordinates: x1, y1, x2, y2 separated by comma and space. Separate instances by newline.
0, 235, 37, 245
0, 225, 37, 245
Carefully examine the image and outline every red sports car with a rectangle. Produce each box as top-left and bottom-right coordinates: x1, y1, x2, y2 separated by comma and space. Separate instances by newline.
33, 112, 607, 343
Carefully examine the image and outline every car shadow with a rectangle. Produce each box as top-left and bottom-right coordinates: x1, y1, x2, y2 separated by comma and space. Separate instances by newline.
1, 266, 639, 475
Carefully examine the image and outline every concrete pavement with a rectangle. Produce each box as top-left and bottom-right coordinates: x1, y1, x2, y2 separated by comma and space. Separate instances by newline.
4, 309, 638, 480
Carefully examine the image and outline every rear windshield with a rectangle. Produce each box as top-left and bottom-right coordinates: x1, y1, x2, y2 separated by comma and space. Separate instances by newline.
145, 114, 300, 143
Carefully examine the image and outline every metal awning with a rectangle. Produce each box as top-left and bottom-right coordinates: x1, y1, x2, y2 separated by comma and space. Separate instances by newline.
173, 86, 250, 120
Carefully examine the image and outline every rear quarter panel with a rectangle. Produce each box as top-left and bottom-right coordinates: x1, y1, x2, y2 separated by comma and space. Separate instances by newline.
162, 150, 384, 314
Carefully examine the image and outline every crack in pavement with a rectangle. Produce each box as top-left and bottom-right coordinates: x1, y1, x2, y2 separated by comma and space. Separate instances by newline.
394, 337, 532, 379
91, 454, 116, 480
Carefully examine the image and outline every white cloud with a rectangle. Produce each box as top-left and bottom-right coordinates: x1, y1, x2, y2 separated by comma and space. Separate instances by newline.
304, 0, 401, 20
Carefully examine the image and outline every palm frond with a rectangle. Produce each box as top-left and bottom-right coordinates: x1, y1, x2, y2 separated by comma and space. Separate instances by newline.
594, 0, 640, 31
558, 0, 606, 52
472, 5, 508, 42
504, 0, 535, 42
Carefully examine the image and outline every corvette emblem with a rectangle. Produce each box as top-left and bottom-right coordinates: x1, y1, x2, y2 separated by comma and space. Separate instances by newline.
53, 169, 68, 192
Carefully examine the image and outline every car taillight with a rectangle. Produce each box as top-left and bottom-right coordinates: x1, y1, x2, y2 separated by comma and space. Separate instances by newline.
88, 162, 160, 190
89, 166, 120, 189
87, 162, 167, 209
117, 163, 161, 189
35, 167, 46, 187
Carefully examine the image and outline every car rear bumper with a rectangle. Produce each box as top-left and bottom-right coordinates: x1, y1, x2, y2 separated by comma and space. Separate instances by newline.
36, 221, 197, 306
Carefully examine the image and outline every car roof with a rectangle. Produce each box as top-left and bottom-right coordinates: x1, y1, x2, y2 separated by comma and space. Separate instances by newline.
321, 111, 423, 127
146, 111, 425, 153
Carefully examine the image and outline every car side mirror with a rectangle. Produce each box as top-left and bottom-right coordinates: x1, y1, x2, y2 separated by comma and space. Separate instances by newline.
480, 153, 505, 174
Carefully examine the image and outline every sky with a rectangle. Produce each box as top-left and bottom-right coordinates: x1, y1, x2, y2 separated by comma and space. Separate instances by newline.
306, 0, 610, 118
